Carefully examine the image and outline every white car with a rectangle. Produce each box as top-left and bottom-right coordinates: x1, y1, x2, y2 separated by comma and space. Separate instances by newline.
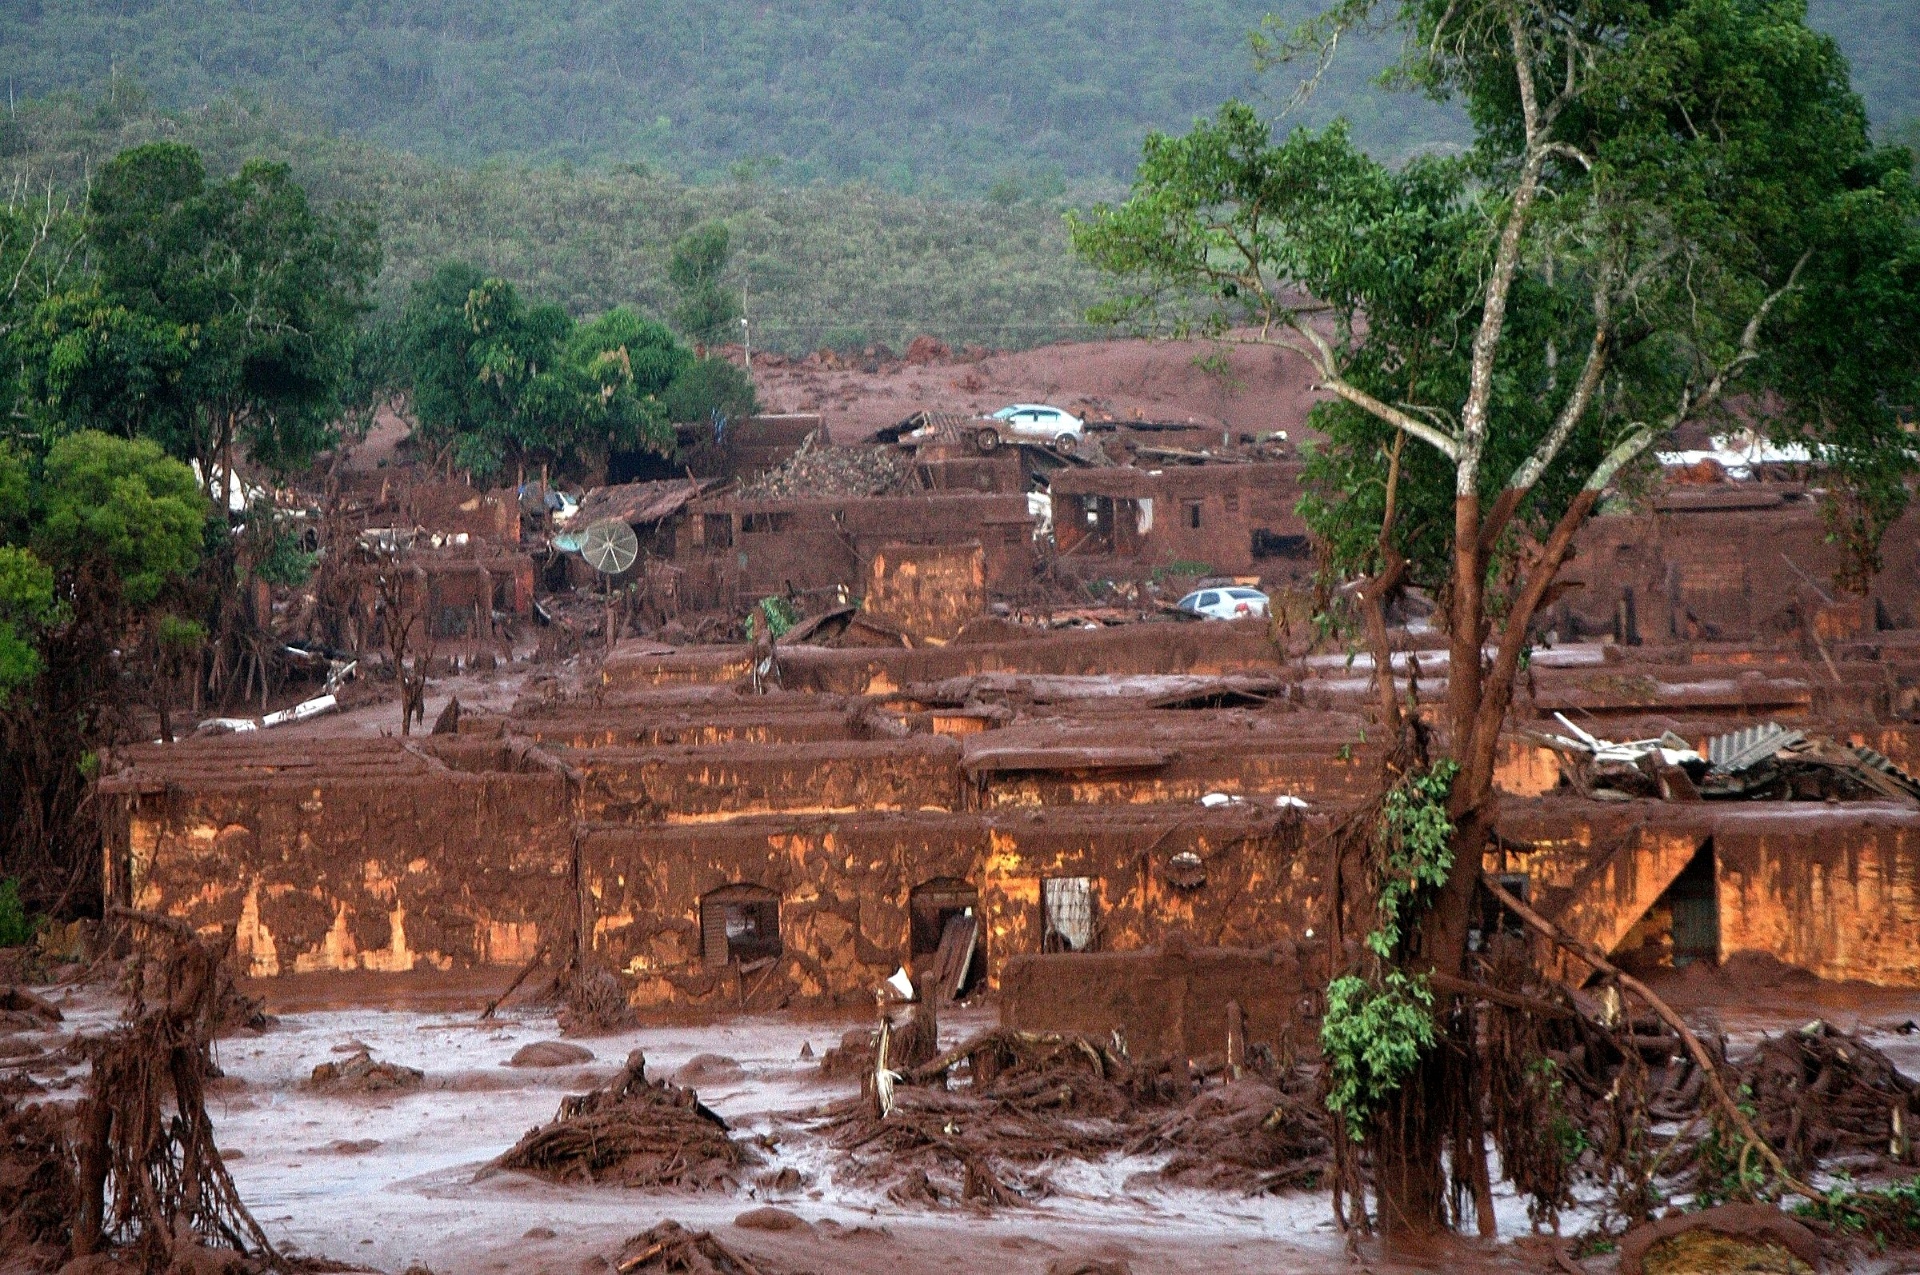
1177, 587, 1270, 620
982, 403, 1084, 451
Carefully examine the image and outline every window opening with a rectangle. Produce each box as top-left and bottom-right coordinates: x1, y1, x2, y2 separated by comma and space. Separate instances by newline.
700, 883, 783, 966
1041, 877, 1096, 953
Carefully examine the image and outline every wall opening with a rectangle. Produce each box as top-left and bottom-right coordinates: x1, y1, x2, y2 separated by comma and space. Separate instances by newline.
910, 877, 983, 998
1615, 839, 1720, 973
700, 883, 782, 967
1183, 500, 1202, 529
1041, 876, 1097, 953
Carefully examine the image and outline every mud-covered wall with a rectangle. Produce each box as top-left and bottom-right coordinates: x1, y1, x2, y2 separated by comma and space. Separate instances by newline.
1495, 798, 1920, 986
105, 742, 574, 977
864, 541, 987, 642
578, 807, 1321, 1008
999, 942, 1320, 1058
1555, 496, 1920, 644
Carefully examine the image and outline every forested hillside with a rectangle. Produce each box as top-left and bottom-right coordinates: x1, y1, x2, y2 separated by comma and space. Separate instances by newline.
2, 95, 1105, 353
0, 0, 1463, 193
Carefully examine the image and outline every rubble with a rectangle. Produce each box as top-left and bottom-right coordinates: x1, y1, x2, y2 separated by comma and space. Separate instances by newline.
494, 1050, 756, 1189
309, 1046, 426, 1092
610, 1220, 782, 1275
735, 432, 920, 500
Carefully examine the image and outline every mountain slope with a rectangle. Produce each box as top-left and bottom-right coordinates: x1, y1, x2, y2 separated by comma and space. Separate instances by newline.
1, 0, 1459, 192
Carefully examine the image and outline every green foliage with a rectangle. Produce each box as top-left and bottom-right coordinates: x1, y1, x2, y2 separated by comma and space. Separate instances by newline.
1366, 760, 1460, 957
0, 1, 1470, 193
0, 546, 58, 697
663, 357, 759, 427
5, 95, 1103, 353
750, 596, 799, 640
1322, 970, 1437, 1142
0, 878, 36, 948
79, 142, 380, 475
244, 506, 317, 587
668, 222, 742, 347
1692, 1094, 1775, 1206
1075, 1, 1920, 604
34, 431, 209, 607
401, 266, 681, 481
1318, 761, 1459, 1139
154, 612, 206, 653
1797, 1174, 1920, 1248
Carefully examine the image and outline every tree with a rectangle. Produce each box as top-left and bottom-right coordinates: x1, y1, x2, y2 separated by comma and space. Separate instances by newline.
663, 356, 759, 428
80, 142, 380, 486
401, 263, 685, 482
1073, 0, 1920, 1236
0, 432, 208, 908
668, 221, 742, 349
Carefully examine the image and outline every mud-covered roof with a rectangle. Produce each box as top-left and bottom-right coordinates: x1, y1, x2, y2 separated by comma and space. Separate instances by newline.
572, 478, 719, 528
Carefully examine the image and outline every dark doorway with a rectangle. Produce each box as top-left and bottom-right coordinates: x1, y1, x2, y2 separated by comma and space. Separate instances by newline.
700, 883, 782, 966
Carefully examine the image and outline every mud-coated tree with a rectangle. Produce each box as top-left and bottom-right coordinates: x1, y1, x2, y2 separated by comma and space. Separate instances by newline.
1073, 0, 1920, 1237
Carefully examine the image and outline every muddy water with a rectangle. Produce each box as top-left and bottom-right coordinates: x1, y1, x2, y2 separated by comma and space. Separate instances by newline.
25, 977, 1920, 1273
192, 996, 1436, 1274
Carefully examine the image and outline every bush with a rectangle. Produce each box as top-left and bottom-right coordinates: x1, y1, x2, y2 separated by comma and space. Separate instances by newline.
0, 877, 37, 947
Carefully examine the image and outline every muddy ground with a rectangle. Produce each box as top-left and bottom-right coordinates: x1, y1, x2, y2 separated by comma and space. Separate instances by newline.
744, 336, 1328, 442
14, 972, 1920, 1275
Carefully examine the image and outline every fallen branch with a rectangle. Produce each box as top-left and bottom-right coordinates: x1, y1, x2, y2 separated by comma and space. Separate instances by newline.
478, 944, 548, 1021
1481, 876, 1817, 1200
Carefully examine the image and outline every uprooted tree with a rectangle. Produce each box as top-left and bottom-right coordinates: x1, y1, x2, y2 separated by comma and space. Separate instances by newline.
1073, 0, 1920, 1237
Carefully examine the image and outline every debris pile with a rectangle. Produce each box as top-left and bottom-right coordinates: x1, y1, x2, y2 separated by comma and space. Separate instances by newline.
0, 1096, 75, 1268
817, 1029, 1195, 1207
1539, 715, 1920, 804
611, 1219, 781, 1274
495, 1050, 756, 1189
309, 1046, 425, 1092
1732, 1020, 1920, 1176
1128, 1074, 1330, 1194
71, 913, 281, 1269
552, 960, 640, 1036
735, 433, 920, 500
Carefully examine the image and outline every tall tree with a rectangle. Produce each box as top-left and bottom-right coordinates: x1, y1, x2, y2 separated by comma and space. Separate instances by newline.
1074, 0, 1920, 1236
0, 432, 208, 909
668, 221, 742, 349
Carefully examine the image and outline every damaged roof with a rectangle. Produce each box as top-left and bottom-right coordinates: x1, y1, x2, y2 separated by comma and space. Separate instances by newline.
571, 478, 721, 528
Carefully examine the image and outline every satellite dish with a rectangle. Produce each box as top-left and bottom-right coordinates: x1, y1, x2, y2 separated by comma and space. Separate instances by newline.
580, 519, 639, 575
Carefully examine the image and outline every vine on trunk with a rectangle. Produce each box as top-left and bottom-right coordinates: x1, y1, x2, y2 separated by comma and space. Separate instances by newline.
1321, 759, 1458, 1143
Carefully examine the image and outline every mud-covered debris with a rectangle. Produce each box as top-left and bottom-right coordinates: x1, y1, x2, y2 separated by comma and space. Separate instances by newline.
0, 1096, 76, 1268
1733, 1020, 1920, 1175
736, 433, 919, 501
555, 962, 639, 1036
1128, 1075, 1329, 1194
674, 1054, 745, 1087
611, 1220, 780, 1274
818, 1029, 1193, 1208
309, 1047, 425, 1093
508, 1041, 595, 1068
0, 988, 62, 1035
1616, 1203, 1824, 1275
495, 1050, 755, 1189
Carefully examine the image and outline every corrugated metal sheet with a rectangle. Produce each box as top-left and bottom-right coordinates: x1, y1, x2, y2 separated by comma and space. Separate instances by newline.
1706, 723, 1802, 774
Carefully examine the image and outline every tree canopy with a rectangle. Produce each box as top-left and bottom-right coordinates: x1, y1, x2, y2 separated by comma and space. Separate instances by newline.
400, 262, 690, 481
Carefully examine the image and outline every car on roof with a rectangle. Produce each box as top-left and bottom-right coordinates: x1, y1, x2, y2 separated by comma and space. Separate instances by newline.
1176, 586, 1271, 620
980, 403, 1084, 452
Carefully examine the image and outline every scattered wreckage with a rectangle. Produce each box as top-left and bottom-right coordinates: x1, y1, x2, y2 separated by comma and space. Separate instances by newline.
1538, 713, 1920, 803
